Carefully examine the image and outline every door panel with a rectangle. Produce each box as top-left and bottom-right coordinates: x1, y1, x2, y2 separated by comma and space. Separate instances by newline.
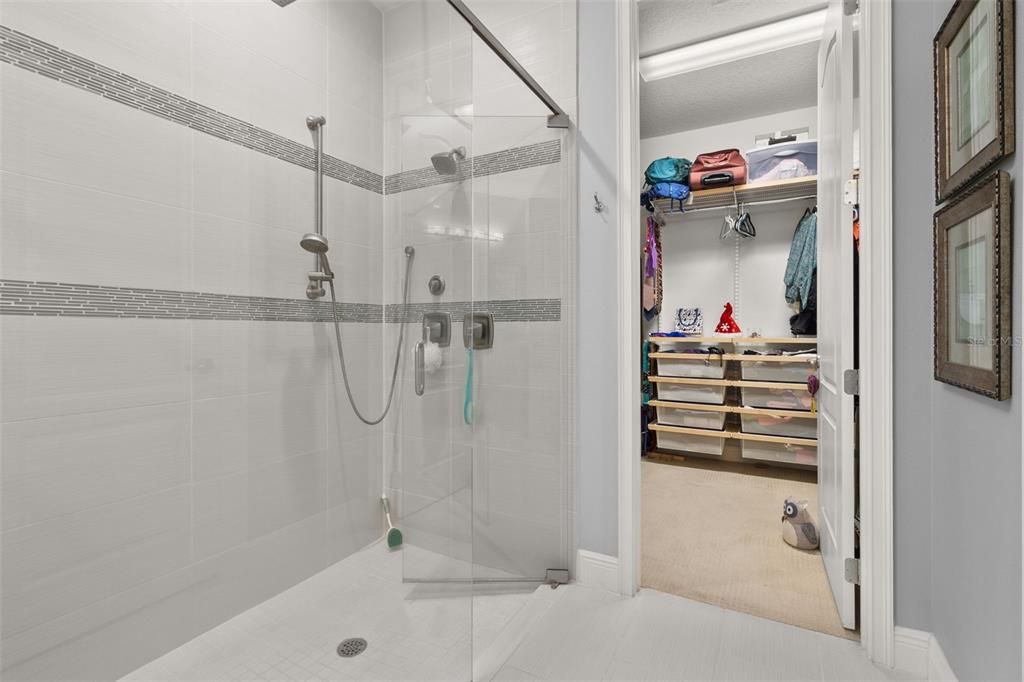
816, 0, 857, 630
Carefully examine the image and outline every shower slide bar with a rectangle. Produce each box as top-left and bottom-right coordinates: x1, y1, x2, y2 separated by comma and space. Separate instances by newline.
444, 0, 570, 129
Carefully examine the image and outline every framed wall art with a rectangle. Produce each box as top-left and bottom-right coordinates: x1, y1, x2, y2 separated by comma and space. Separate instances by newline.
934, 170, 1013, 400
934, 0, 1015, 202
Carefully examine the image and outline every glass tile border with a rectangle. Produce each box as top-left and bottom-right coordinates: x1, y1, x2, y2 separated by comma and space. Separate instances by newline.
0, 280, 560, 323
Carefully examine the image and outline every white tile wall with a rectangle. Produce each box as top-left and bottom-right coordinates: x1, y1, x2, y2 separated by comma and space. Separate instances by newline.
0, 1, 387, 679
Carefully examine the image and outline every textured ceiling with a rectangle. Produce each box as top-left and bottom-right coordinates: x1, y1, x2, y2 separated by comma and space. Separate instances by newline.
638, 0, 821, 139
638, 0, 826, 56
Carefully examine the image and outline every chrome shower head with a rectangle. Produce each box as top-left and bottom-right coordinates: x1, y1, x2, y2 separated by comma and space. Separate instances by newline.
300, 233, 329, 254
430, 147, 466, 175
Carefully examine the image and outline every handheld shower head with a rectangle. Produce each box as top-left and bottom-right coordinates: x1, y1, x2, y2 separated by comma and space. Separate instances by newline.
430, 147, 466, 175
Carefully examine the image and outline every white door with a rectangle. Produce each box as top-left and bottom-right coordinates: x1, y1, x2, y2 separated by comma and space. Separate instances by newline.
816, 0, 857, 630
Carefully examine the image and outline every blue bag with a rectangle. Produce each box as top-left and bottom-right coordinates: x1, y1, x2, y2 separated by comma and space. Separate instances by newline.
640, 181, 689, 212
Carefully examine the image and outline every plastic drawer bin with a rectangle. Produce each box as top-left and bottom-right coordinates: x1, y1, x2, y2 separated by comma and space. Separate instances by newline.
740, 360, 815, 383
741, 439, 817, 466
746, 140, 818, 183
740, 413, 816, 439
656, 355, 727, 379
657, 430, 726, 456
741, 385, 813, 411
654, 381, 727, 405
656, 405, 726, 430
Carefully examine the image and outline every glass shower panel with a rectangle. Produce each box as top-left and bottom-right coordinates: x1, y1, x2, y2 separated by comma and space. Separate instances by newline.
392, 113, 477, 586
468, 117, 571, 583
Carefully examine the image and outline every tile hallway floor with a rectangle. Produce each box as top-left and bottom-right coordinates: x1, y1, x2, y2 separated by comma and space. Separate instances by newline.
123, 541, 916, 682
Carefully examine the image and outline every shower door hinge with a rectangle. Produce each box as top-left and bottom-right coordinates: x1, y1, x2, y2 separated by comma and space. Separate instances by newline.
843, 0, 859, 16
844, 558, 860, 585
843, 369, 860, 396
544, 568, 570, 589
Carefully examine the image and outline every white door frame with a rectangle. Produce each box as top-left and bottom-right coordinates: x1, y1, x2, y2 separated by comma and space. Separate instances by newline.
613, 0, 895, 668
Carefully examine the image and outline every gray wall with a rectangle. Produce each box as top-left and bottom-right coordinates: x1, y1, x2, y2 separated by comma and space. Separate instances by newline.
893, 1, 1023, 679
576, 0, 620, 558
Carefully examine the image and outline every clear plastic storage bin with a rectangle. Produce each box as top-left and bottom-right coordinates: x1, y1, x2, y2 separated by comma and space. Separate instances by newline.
746, 140, 818, 183
654, 381, 727, 404
741, 385, 813, 411
741, 439, 817, 466
740, 359, 815, 383
656, 430, 726, 456
656, 355, 727, 379
656, 405, 726, 430
740, 413, 816, 439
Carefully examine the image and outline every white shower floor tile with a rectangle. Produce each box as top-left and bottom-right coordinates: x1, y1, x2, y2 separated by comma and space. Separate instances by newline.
122, 542, 913, 682
120, 541, 548, 682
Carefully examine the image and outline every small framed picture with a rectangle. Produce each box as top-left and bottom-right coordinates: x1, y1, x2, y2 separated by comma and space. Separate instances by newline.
934, 171, 1013, 400
934, 0, 1015, 202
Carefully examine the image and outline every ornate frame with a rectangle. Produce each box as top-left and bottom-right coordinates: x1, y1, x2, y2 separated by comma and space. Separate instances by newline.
934, 0, 1015, 202
934, 170, 1013, 400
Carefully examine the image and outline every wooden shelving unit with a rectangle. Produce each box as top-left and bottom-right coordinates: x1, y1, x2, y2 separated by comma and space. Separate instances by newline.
646, 336, 819, 467
653, 176, 817, 214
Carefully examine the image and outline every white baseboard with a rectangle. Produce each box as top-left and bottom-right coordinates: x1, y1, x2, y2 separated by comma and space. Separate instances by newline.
894, 626, 957, 681
575, 549, 619, 593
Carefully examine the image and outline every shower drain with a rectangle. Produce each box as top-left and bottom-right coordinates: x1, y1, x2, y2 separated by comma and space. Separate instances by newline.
336, 638, 367, 658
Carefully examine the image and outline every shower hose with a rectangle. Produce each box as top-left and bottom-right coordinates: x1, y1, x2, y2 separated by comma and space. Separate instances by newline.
326, 249, 413, 426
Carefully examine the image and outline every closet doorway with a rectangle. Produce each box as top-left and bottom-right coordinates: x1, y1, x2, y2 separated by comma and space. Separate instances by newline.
632, 0, 860, 640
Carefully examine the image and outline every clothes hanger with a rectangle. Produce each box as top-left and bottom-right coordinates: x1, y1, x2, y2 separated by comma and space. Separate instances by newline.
736, 200, 756, 239
720, 188, 739, 240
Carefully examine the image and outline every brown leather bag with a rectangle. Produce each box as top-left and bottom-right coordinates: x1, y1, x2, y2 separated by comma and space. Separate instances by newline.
689, 149, 748, 188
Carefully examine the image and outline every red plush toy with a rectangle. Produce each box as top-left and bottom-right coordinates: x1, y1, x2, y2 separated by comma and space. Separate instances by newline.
715, 302, 741, 334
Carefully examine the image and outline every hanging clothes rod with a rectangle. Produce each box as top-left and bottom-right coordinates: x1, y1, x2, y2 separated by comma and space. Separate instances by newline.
445, 0, 570, 129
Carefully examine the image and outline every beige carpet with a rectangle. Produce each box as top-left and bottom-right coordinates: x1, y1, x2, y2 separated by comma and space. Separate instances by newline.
641, 458, 857, 640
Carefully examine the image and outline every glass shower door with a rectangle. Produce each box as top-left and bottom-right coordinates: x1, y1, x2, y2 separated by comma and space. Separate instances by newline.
392, 115, 569, 570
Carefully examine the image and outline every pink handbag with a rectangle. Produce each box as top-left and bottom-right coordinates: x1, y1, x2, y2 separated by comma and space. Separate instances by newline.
689, 149, 748, 188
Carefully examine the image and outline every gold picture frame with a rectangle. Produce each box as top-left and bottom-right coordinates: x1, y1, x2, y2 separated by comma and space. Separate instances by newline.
934, 171, 1013, 400
934, 0, 1015, 202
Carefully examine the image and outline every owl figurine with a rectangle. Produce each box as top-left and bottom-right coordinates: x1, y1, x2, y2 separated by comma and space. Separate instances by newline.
781, 498, 819, 550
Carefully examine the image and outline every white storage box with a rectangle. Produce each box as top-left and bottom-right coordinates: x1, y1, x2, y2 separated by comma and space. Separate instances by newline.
746, 140, 818, 183
740, 359, 815, 383
656, 430, 726, 456
656, 354, 727, 379
656, 405, 726, 430
742, 439, 817, 466
741, 385, 813, 411
654, 380, 727, 405
740, 413, 816, 439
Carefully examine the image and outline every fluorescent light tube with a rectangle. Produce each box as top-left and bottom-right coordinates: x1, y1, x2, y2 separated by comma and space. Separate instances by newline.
639, 9, 827, 82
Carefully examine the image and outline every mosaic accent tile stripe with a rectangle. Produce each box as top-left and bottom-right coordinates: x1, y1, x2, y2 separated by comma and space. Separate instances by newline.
0, 280, 561, 323
385, 298, 560, 323
0, 24, 383, 194
0, 280, 382, 322
384, 140, 562, 194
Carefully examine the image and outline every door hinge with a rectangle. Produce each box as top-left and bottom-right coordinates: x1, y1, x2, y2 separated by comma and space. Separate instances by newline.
843, 369, 860, 395
843, 0, 860, 16
843, 177, 859, 206
845, 558, 860, 585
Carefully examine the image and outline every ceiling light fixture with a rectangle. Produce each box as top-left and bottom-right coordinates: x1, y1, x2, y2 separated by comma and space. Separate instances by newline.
639, 8, 827, 82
